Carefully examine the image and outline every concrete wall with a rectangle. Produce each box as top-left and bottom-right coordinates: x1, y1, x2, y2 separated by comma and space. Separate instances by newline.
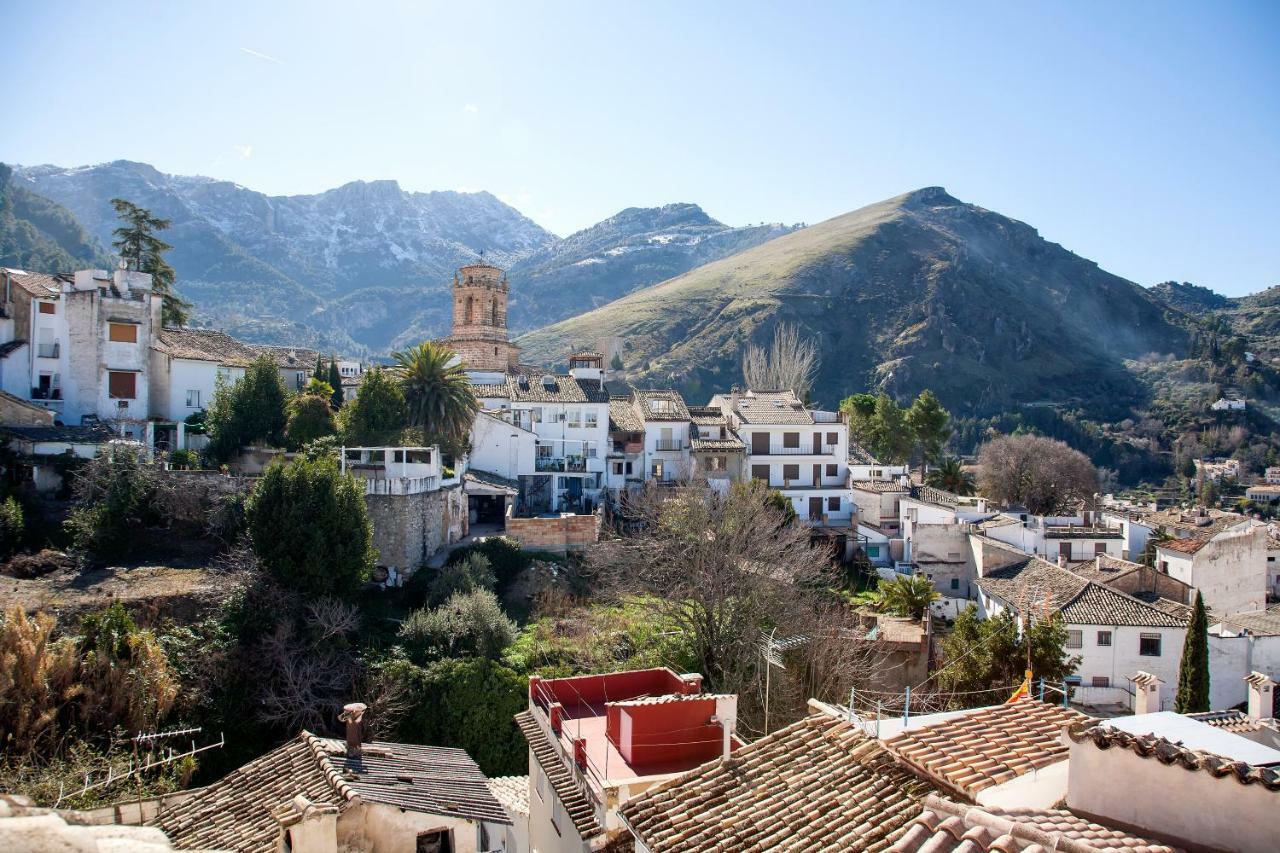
150, 356, 241, 422
1066, 735, 1277, 853
338, 800, 488, 853
1162, 527, 1267, 616
470, 411, 536, 481
527, 754, 589, 853
505, 508, 600, 554
365, 485, 464, 574
1208, 632, 1280, 710
906, 523, 973, 597
1069, 625, 1185, 708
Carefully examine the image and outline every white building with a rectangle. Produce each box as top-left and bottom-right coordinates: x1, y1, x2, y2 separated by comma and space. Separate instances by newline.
974, 540, 1189, 709
1210, 397, 1246, 412
149, 328, 258, 449
1153, 522, 1267, 616
709, 389, 851, 526
1195, 457, 1241, 484
978, 510, 1126, 563
469, 357, 610, 515
250, 344, 320, 393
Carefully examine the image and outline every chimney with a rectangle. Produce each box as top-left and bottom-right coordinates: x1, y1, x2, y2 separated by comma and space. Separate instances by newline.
339, 702, 367, 758
713, 695, 738, 760
1057, 554, 1068, 568
1131, 671, 1163, 714
1245, 672, 1275, 720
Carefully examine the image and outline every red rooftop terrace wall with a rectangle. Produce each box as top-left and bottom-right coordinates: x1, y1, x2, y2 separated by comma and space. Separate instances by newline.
609, 696, 725, 768
530, 667, 703, 712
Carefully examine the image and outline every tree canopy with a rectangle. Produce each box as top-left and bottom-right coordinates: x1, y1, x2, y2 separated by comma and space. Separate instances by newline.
1175, 591, 1209, 713
976, 433, 1098, 515
339, 366, 409, 446
110, 198, 189, 326
204, 355, 289, 462
937, 608, 1079, 698
392, 342, 478, 453
244, 456, 375, 597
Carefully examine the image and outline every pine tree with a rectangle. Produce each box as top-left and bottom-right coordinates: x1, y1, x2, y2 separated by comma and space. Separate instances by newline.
328, 359, 344, 409
110, 198, 190, 326
1175, 591, 1210, 713
313, 355, 327, 383
906, 389, 951, 478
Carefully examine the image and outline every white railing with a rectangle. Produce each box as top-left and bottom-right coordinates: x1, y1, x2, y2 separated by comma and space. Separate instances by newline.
361, 475, 439, 495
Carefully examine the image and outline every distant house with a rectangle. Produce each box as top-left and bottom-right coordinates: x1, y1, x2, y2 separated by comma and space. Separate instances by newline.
1151, 513, 1267, 616
1, 423, 125, 492
1211, 397, 1247, 412
251, 343, 321, 392
146, 704, 512, 853
150, 328, 259, 450
1246, 484, 1280, 504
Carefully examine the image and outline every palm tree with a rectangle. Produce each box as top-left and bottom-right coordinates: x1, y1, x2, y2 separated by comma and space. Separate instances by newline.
391, 342, 479, 451
925, 456, 976, 496
879, 574, 940, 620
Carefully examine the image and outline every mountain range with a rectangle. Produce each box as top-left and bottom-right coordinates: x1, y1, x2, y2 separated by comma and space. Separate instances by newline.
5, 159, 1278, 426
7, 162, 789, 356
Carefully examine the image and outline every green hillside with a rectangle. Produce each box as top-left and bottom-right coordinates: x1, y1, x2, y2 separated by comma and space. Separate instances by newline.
0, 163, 106, 271
518, 187, 1189, 415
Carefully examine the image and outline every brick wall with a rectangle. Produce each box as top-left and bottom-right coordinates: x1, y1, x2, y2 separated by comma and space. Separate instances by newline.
504, 508, 600, 553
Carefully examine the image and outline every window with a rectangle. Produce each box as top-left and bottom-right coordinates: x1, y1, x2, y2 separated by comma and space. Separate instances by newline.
783, 432, 800, 448
826, 432, 838, 445
751, 464, 769, 481
1094, 542, 1107, 555
826, 464, 838, 477
107, 371, 137, 399
108, 322, 138, 343
415, 830, 453, 853
1139, 633, 1162, 657
613, 462, 623, 475
1158, 560, 1168, 574
1091, 676, 1110, 688
1066, 630, 1083, 649
1097, 630, 1112, 646
38, 301, 56, 315
567, 409, 581, 428
585, 411, 598, 428
866, 545, 880, 558
950, 578, 960, 590
828, 496, 840, 511
185, 389, 201, 408
530, 407, 543, 423
783, 464, 799, 481
707, 455, 726, 471
624, 461, 633, 475
651, 461, 664, 479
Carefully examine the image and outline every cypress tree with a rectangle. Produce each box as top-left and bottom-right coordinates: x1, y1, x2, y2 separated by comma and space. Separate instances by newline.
328, 360, 344, 409
1175, 591, 1210, 713
313, 355, 327, 383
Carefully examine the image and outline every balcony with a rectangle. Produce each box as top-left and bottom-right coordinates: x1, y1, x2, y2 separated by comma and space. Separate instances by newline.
30, 387, 62, 401
654, 439, 685, 452
36, 342, 60, 359
755, 446, 827, 456
535, 457, 565, 472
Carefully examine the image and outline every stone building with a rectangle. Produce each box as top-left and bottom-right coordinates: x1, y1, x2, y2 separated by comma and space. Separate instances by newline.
446, 263, 519, 372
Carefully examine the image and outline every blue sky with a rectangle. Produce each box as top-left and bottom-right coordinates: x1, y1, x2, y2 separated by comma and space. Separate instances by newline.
4, 1, 1277, 295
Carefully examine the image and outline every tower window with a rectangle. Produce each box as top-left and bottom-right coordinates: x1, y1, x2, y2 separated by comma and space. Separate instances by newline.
494, 347, 498, 357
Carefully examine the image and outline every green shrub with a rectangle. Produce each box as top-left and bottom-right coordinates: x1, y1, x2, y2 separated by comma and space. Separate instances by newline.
286, 391, 337, 449
447, 537, 532, 590
168, 449, 198, 470
64, 449, 160, 559
426, 553, 496, 606
399, 589, 515, 663
0, 496, 23, 557
339, 367, 408, 446
244, 456, 374, 597
380, 657, 527, 776
204, 355, 288, 463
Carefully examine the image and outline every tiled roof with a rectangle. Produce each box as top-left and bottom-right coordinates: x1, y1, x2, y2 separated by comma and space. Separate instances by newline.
976, 558, 1187, 627
1214, 607, 1280, 636
883, 701, 1087, 799
618, 712, 936, 852
1059, 583, 1189, 628
634, 389, 690, 422
687, 405, 728, 427
1156, 537, 1209, 555
155, 328, 258, 366
514, 711, 602, 840
721, 390, 815, 425
508, 374, 610, 403
2, 423, 116, 444
911, 485, 961, 508
889, 795, 1183, 853
149, 732, 507, 852
2, 268, 62, 297
486, 775, 529, 818
1065, 721, 1280, 791
1142, 508, 1248, 539
691, 438, 744, 452
1071, 555, 1142, 585
852, 479, 909, 494
465, 469, 519, 495
250, 344, 321, 369
608, 397, 644, 432
1187, 710, 1279, 735
979, 515, 1023, 530
149, 735, 343, 852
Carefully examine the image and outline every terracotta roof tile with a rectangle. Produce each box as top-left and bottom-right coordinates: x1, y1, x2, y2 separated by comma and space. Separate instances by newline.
883, 702, 1087, 798
2, 268, 62, 298
618, 712, 937, 852
1187, 710, 1279, 735
976, 558, 1187, 628
250, 344, 321, 369
1064, 721, 1280, 791
486, 775, 530, 819
514, 711, 603, 840
852, 479, 910, 494
608, 397, 644, 433
634, 389, 690, 422
889, 795, 1183, 852
155, 328, 259, 366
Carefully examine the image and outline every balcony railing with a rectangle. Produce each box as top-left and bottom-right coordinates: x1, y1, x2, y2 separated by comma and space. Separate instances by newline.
36, 342, 60, 359
535, 457, 565, 472
755, 446, 828, 456
654, 439, 684, 451
30, 387, 62, 401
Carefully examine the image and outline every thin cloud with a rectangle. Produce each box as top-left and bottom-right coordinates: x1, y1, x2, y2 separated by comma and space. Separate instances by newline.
240, 47, 285, 65
233, 145, 253, 159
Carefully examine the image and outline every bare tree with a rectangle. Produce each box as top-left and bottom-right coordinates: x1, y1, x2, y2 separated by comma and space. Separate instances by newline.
741, 323, 818, 399
588, 479, 881, 733
976, 434, 1099, 515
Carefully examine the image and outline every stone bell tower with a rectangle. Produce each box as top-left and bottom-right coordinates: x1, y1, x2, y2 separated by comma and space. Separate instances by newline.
444, 262, 519, 372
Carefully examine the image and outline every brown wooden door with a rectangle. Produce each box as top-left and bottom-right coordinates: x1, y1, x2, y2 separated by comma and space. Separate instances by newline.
813, 464, 822, 486
813, 433, 821, 453
1059, 541, 1071, 560
809, 497, 823, 519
